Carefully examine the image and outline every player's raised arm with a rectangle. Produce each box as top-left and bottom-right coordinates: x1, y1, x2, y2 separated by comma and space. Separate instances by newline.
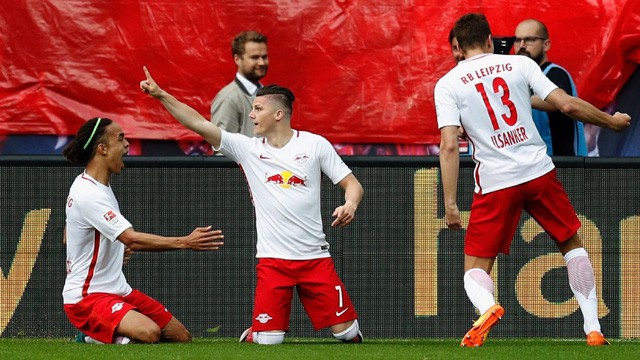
140, 66, 222, 149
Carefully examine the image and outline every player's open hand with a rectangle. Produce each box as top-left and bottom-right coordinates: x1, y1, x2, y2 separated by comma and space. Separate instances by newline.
140, 66, 163, 98
611, 112, 631, 132
184, 226, 224, 251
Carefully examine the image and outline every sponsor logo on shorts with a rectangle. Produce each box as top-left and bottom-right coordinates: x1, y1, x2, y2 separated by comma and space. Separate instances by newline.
336, 308, 349, 317
255, 313, 272, 324
112, 302, 124, 313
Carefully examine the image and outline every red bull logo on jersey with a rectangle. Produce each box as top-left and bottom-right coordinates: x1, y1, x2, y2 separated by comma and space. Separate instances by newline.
265, 170, 307, 189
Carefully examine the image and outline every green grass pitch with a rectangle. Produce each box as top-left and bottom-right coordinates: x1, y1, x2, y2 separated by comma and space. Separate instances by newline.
2, 338, 640, 360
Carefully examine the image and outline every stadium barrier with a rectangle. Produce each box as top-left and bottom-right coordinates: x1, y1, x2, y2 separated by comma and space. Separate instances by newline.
1, 156, 639, 339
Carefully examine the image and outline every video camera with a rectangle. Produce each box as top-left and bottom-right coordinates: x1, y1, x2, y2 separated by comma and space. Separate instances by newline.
492, 36, 516, 54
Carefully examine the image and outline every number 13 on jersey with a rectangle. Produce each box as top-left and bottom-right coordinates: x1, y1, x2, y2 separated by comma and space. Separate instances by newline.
475, 77, 518, 131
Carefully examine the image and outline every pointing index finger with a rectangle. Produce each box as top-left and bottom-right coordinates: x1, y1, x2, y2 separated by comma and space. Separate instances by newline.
143, 66, 152, 81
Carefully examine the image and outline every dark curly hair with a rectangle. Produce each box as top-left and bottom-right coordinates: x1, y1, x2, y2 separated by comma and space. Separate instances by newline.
62, 117, 113, 166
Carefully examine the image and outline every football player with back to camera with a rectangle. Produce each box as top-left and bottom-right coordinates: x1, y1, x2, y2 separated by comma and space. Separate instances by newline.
62, 117, 224, 344
435, 13, 630, 347
140, 68, 364, 345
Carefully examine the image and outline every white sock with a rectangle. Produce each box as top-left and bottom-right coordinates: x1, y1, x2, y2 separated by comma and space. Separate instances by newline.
333, 320, 360, 342
84, 335, 130, 345
564, 248, 601, 334
83, 336, 104, 344
253, 331, 285, 345
114, 336, 131, 345
463, 268, 496, 314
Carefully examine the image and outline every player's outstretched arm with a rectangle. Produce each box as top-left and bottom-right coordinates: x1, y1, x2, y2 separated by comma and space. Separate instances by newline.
118, 226, 224, 252
332, 174, 363, 227
140, 66, 222, 148
544, 89, 631, 131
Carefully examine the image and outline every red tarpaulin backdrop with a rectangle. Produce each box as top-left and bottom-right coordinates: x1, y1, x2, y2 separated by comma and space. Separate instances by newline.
1, 0, 639, 144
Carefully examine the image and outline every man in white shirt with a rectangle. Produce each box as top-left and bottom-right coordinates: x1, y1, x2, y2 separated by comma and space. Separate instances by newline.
62, 117, 224, 344
435, 13, 630, 347
141, 68, 365, 345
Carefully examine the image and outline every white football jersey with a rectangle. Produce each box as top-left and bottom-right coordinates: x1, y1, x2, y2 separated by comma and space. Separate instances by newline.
218, 129, 352, 259
63, 172, 133, 304
435, 53, 558, 193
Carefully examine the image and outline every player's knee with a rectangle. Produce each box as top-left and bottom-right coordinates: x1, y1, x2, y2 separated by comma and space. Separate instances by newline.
159, 317, 192, 343
253, 331, 285, 345
134, 324, 162, 343
332, 319, 360, 342
170, 328, 192, 343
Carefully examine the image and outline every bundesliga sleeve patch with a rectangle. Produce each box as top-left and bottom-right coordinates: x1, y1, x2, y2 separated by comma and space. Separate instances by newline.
103, 210, 118, 223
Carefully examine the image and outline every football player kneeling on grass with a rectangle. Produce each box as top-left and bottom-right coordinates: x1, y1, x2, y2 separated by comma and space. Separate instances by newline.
62, 117, 224, 344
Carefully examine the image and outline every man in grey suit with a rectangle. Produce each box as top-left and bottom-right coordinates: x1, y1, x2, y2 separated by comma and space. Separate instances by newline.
211, 31, 269, 137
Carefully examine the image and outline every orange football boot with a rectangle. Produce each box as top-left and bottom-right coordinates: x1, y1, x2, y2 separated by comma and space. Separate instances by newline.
460, 304, 505, 347
586, 331, 610, 346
